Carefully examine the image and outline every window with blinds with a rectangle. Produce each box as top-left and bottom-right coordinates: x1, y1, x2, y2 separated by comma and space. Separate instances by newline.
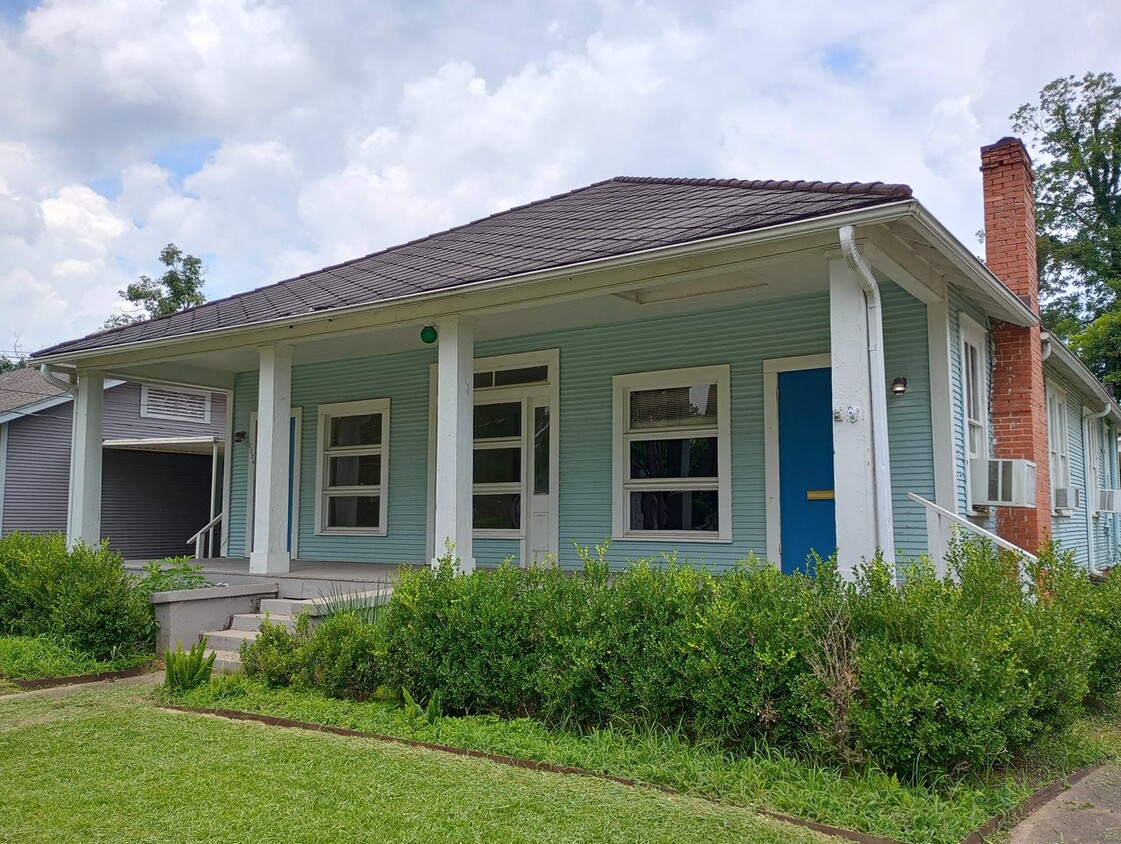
139, 384, 212, 423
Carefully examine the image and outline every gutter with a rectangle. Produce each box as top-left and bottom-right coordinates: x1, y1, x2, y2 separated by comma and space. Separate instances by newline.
840, 225, 897, 569
39, 364, 76, 395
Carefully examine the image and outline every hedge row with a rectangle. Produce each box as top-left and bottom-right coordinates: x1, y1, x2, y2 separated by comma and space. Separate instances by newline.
244, 539, 1121, 781
0, 532, 155, 660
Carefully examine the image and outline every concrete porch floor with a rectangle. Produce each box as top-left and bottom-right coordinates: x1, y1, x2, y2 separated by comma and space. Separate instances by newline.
127, 557, 422, 600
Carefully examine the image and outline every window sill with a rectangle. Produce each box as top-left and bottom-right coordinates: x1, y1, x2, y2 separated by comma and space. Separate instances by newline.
613, 532, 732, 544
315, 528, 387, 537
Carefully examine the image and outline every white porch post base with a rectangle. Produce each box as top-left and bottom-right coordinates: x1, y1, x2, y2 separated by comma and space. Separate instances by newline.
433, 315, 475, 572
250, 344, 293, 575
829, 258, 878, 578
67, 370, 104, 550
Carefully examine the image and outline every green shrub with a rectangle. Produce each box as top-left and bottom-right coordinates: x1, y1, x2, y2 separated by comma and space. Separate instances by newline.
1086, 567, 1121, 702
240, 615, 308, 686
298, 612, 384, 700
164, 637, 217, 692
0, 532, 154, 660
0, 635, 104, 679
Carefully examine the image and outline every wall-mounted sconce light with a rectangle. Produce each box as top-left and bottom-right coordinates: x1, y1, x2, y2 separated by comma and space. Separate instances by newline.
420, 325, 438, 344
233, 430, 248, 443
891, 377, 908, 396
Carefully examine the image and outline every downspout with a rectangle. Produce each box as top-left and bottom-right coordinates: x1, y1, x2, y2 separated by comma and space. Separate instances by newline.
40, 364, 77, 395
839, 225, 897, 567
1084, 404, 1111, 574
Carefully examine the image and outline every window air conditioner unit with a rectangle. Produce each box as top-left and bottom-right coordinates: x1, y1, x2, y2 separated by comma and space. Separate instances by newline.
1099, 490, 1121, 513
970, 459, 1036, 508
1053, 487, 1083, 511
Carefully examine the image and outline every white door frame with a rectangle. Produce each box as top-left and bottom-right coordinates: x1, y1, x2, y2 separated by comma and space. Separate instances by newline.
247, 407, 302, 560
762, 353, 831, 566
427, 349, 560, 566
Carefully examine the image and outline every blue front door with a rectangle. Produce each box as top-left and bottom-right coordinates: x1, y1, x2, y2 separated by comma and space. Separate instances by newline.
778, 367, 836, 575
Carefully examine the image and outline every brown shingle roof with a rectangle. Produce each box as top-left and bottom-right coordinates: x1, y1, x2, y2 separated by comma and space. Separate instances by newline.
34, 176, 912, 358
0, 366, 65, 414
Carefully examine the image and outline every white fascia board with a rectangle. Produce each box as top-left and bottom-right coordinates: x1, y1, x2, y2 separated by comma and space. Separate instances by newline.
31, 201, 919, 368
1042, 333, 1121, 423
908, 205, 1038, 328
0, 378, 125, 425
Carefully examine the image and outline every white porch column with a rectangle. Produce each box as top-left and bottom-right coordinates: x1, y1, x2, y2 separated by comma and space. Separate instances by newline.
67, 370, 104, 550
250, 344, 293, 574
829, 258, 877, 578
433, 315, 475, 571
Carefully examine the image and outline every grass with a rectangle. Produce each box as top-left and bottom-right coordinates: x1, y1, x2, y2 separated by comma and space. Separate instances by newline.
0, 684, 831, 844
163, 677, 1113, 844
0, 634, 152, 680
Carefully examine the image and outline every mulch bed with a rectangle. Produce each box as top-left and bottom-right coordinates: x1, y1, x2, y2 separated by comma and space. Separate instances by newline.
5, 662, 159, 691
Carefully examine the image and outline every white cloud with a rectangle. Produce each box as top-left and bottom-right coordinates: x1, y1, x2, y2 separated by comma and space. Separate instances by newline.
0, 0, 1117, 351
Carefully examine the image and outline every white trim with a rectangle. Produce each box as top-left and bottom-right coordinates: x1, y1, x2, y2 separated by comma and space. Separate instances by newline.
0, 421, 8, 531
1047, 380, 1071, 514
247, 407, 302, 559
763, 353, 831, 565
426, 348, 560, 565
221, 388, 233, 556
959, 313, 989, 514
612, 364, 732, 543
313, 397, 390, 537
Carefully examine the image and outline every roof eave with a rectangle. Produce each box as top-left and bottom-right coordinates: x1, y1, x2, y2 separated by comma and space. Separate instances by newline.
1042, 332, 1121, 423
32, 199, 922, 366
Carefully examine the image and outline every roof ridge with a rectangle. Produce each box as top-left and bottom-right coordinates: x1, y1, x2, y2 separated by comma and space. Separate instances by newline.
609, 175, 913, 198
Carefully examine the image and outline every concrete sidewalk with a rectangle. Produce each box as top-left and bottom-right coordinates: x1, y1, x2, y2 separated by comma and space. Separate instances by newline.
1010, 765, 1121, 843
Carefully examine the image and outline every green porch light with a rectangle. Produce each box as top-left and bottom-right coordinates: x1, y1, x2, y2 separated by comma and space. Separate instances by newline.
420, 325, 438, 344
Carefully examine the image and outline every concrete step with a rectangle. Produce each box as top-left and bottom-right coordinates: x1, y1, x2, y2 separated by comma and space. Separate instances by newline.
202, 628, 259, 653
259, 597, 326, 617
231, 612, 296, 632
208, 649, 242, 674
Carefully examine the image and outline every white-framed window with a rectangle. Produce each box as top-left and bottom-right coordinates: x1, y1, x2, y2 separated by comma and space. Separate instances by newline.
960, 315, 989, 512
314, 398, 389, 535
1089, 415, 1104, 516
140, 384, 211, 423
1047, 382, 1071, 512
612, 365, 732, 542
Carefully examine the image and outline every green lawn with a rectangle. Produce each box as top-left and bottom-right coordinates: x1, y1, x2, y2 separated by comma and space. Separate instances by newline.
0, 684, 830, 844
0, 634, 152, 680
166, 677, 1121, 844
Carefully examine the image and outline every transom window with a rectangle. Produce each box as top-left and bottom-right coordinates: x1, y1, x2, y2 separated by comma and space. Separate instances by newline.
315, 398, 389, 534
1047, 383, 1071, 511
612, 365, 732, 541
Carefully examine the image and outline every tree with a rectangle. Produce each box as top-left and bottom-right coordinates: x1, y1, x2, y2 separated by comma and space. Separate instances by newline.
1012, 72, 1121, 384
103, 243, 206, 329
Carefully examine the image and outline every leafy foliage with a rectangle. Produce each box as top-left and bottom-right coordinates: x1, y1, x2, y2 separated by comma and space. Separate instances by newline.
103, 243, 206, 329
136, 558, 210, 593
0, 532, 154, 660
164, 637, 217, 692
1013, 72, 1121, 384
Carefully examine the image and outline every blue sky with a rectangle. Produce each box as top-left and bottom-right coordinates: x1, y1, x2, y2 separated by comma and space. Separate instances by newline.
0, 0, 1118, 352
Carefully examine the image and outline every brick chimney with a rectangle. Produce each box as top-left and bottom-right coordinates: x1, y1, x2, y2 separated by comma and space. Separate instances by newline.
981, 136, 1051, 553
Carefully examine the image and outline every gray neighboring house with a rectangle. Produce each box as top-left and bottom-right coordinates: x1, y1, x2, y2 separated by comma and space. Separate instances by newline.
0, 367, 228, 559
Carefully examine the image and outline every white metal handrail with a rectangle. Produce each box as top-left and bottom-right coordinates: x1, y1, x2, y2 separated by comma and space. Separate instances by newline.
188, 512, 224, 559
908, 492, 1038, 567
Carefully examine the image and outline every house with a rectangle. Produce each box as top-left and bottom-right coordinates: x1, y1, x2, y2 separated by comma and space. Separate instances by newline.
0, 367, 228, 559
27, 136, 1121, 579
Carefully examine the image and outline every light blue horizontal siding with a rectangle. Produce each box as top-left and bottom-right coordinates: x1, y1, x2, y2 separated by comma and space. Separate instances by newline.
1049, 374, 1087, 562
227, 371, 258, 558
227, 283, 937, 570
881, 283, 932, 559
